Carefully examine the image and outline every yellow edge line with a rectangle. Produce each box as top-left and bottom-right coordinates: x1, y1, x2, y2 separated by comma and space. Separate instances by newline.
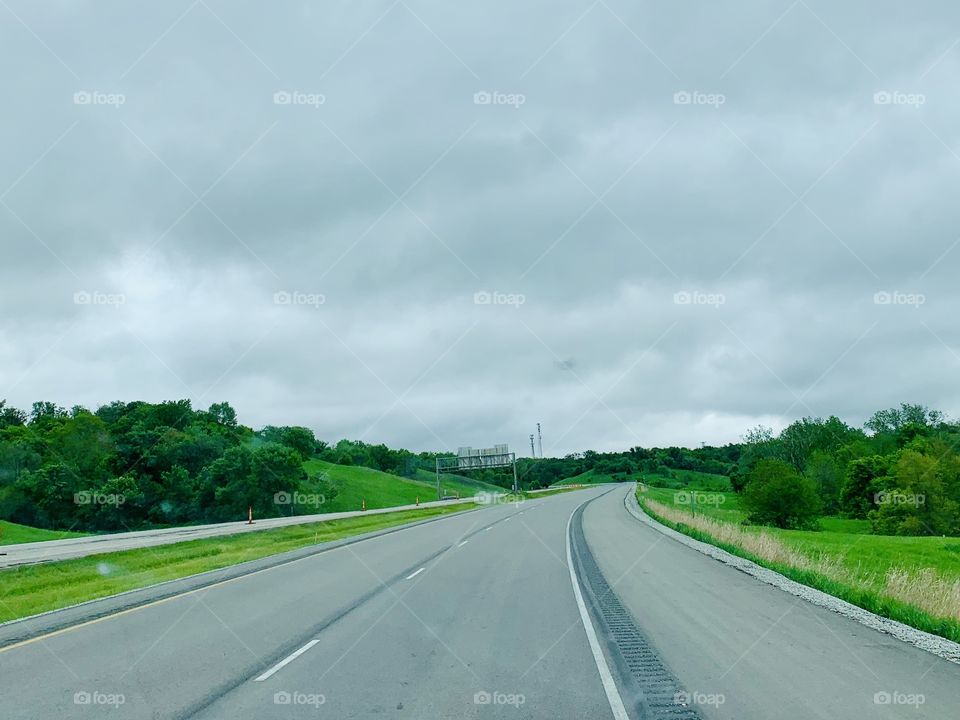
0, 505, 474, 655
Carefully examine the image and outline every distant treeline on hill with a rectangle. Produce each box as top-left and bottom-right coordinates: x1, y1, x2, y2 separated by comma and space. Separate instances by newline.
514, 403, 960, 537
1, 400, 958, 537
0, 399, 469, 533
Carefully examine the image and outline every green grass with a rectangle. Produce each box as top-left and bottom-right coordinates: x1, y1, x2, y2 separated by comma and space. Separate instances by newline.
0, 504, 472, 624
641, 486, 960, 578
640, 469, 733, 491
642, 486, 743, 523
637, 484, 960, 642
555, 468, 731, 488
0, 520, 87, 545
525, 486, 589, 498
554, 469, 630, 485
301, 460, 501, 512
411, 468, 504, 496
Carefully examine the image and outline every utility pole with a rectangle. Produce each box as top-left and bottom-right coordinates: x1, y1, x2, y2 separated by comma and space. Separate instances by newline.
530, 434, 536, 457
537, 423, 543, 459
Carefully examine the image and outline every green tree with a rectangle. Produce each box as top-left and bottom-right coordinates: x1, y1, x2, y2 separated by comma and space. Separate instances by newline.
741, 459, 821, 529
840, 456, 889, 518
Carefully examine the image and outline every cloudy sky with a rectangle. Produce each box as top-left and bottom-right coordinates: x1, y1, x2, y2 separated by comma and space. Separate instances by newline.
1, 1, 959, 456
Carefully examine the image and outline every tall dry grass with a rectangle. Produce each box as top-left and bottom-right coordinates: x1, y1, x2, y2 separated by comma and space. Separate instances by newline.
641, 496, 960, 624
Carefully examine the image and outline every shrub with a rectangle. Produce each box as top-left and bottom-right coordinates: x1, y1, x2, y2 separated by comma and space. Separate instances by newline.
741, 459, 822, 529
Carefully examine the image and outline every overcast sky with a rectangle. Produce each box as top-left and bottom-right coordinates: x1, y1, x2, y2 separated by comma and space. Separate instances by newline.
1, 1, 959, 456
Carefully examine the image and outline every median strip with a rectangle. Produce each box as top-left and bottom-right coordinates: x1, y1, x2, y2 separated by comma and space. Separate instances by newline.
0, 504, 475, 648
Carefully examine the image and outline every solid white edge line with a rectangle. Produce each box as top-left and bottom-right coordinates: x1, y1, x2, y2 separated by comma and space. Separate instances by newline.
566, 504, 631, 720
406, 567, 425, 580
254, 639, 321, 682
458, 540, 468, 547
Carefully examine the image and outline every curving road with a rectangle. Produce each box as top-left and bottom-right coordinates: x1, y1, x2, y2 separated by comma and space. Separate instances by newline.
0, 485, 957, 719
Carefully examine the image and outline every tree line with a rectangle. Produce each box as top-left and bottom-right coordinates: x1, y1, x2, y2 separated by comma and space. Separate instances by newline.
2, 398, 957, 536
734, 404, 960, 535
0, 399, 337, 532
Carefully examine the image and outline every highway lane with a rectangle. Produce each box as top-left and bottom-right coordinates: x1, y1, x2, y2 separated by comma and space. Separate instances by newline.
0, 487, 617, 719
3, 483, 958, 719
581, 486, 960, 719
0, 497, 481, 568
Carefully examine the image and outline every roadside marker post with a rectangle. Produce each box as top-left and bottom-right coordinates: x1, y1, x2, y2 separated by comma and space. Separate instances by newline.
247, 506, 254, 525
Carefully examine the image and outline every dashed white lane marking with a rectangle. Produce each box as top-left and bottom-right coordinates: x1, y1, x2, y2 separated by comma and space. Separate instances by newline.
484, 526, 492, 531
458, 540, 469, 547
565, 505, 630, 720
254, 639, 320, 681
406, 567, 426, 580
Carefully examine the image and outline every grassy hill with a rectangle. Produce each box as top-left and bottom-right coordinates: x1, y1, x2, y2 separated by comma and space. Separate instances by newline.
556, 467, 732, 489
302, 460, 502, 512
640, 469, 733, 492
0, 520, 87, 545
412, 469, 504, 494
554, 469, 630, 485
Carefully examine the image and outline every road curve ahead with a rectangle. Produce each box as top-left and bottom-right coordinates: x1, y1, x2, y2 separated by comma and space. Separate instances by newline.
1, 485, 958, 719
0, 487, 618, 719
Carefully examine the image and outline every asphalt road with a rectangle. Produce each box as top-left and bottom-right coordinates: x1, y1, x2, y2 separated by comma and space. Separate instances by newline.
0, 497, 478, 568
0, 485, 958, 719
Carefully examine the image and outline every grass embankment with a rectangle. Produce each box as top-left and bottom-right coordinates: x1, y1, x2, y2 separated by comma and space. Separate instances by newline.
637, 484, 960, 643
555, 468, 731, 488
412, 469, 504, 496
301, 460, 501, 512
638, 469, 732, 491
0, 504, 471, 625
554, 469, 622, 485
527, 486, 590, 498
0, 521, 87, 546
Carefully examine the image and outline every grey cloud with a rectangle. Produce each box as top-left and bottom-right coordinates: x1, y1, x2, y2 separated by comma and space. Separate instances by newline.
2, 1, 960, 455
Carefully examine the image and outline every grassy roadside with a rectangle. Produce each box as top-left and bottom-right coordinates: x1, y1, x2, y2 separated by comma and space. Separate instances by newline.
302, 460, 499, 512
636, 485, 960, 643
0, 520, 88, 545
528, 486, 591, 498
0, 504, 473, 625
